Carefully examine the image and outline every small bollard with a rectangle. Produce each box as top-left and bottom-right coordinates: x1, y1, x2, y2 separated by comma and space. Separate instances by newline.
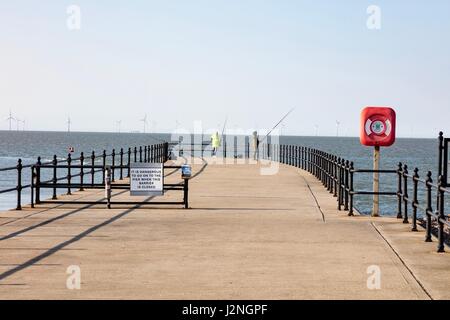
105, 166, 112, 209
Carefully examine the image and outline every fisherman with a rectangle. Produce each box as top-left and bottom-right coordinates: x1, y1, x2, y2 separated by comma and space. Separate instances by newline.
252, 131, 260, 161
211, 131, 220, 156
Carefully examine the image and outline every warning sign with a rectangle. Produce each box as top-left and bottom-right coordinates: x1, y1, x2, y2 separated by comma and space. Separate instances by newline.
130, 163, 164, 196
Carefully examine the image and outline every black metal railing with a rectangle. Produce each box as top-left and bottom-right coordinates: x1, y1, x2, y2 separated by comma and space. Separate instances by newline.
2, 132, 449, 251
0, 142, 170, 210
174, 131, 449, 253
257, 134, 449, 253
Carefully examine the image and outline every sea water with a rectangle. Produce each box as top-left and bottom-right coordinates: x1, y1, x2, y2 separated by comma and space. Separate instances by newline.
0, 131, 445, 215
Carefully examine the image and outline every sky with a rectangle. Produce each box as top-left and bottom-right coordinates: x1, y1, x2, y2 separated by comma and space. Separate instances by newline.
0, 0, 449, 137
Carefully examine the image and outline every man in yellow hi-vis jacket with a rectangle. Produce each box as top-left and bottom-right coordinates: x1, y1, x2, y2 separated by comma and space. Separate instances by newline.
211, 131, 220, 156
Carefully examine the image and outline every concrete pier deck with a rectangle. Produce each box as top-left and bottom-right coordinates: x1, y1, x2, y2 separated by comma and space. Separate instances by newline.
0, 159, 449, 299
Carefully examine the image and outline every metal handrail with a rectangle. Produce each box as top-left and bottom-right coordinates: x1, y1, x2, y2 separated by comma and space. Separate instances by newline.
0, 142, 170, 210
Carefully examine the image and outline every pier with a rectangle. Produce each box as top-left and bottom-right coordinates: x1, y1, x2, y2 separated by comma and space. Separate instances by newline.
0, 153, 449, 299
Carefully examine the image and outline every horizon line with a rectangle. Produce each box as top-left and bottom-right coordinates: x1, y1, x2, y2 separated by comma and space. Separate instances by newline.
0, 129, 441, 140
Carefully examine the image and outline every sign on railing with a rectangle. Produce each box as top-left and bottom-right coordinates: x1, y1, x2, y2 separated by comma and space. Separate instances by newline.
130, 163, 164, 196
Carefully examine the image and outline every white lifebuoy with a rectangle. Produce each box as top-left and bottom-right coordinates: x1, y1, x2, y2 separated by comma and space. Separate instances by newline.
365, 118, 391, 137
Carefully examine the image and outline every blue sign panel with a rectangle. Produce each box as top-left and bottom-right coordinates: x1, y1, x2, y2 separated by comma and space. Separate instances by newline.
181, 165, 192, 178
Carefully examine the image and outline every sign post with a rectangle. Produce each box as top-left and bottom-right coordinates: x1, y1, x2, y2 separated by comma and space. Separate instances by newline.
373, 146, 380, 216
130, 163, 164, 196
105, 166, 112, 209
360, 107, 396, 217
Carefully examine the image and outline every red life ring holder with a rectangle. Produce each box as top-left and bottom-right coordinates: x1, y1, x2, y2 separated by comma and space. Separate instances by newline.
360, 107, 396, 147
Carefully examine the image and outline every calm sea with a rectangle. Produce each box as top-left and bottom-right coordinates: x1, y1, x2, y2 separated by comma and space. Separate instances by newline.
0, 131, 444, 215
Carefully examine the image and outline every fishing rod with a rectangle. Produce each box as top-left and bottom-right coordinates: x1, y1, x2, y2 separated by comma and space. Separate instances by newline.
260, 108, 295, 143
220, 116, 228, 142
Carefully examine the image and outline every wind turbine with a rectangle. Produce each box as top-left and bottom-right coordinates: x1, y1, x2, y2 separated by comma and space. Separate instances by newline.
20, 119, 26, 131
152, 120, 157, 133
6, 110, 15, 131
67, 117, 72, 133
116, 120, 122, 133
336, 120, 340, 137
15, 117, 21, 131
314, 124, 319, 137
140, 114, 148, 133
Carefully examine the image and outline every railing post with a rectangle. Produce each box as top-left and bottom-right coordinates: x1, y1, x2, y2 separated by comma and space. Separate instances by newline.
337, 157, 342, 210
16, 159, 23, 210
183, 178, 189, 209
292, 145, 297, 167
284, 145, 290, 165
120, 148, 124, 180
437, 175, 445, 253
139, 146, 143, 163
349, 162, 354, 216
286, 145, 289, 164
299, 146, 302, 169
320, 152, 324, 184
150, 145, 154, 163
102, 150, 107, 184
31, 165, 35, 208
165, 142, 168, 162
80, 152, 85, 191
305, 147, 308, 171
344, 160, 349, 211
411, 168, 419, 231
280, 145, 283, 164
245, 138, 249, 159
290, 145, 294, 166
285, 145, 288, 165
279, 145, 282, 163
308, 148, 312, 173
67, 153, 72, 195
302, 147, 305, 169
134, 147, 137, 163
425, 171, 433, 242
52, 155, 58, 199
112, 149, 116, 182
397, 162, 403, 219
144, 146, 148, 163
403, 164, 409, 223
333, 156, 338, 197
127, 147, 131, 177
36, 157, 41, 204
315, 150, 319, 177
91, 151, 95, 186
328, 154, 332, 193
166, 142, 169, 162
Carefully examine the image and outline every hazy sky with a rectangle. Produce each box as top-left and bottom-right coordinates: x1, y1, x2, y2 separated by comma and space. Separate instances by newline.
0, 0, 449, 137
